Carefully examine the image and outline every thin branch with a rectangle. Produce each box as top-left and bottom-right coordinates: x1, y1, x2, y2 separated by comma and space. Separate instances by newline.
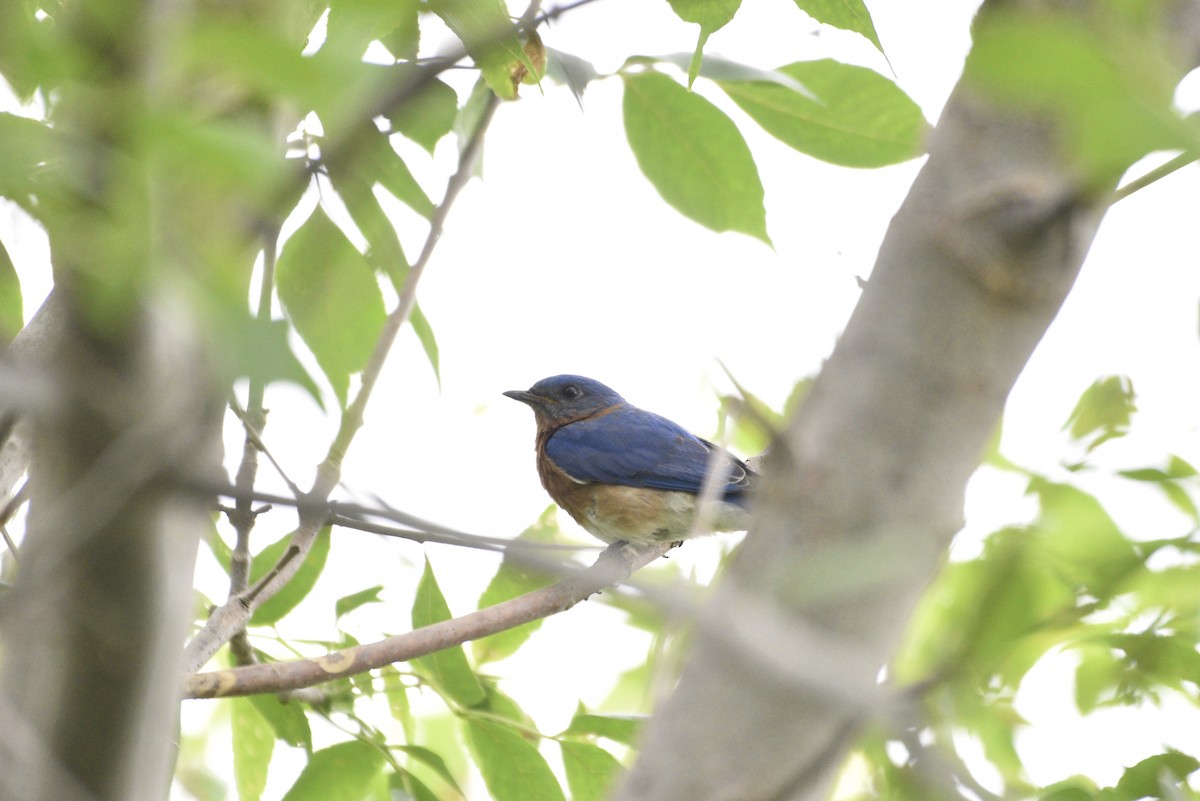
183, 540, 674, 699
226, 226, 281, 667
1111, 151, 1196, 203
0, 481, 28, 562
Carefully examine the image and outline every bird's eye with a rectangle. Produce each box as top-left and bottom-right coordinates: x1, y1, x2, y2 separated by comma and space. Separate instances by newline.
562, 385, 581, 399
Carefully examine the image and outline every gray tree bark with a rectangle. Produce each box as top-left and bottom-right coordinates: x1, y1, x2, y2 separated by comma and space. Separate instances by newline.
612, 2, 1200, 799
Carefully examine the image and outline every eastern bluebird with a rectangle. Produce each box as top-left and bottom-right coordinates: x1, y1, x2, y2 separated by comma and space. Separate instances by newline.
505, 375, 757, 545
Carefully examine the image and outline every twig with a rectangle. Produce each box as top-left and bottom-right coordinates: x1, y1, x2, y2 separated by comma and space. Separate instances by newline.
226, 226, 281, 667
0, 481, 28, 562
1111, 151, 1196, 203
183, 540, 673, 699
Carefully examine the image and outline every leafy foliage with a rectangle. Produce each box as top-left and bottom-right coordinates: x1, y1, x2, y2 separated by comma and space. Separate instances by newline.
2, 1, 1199, 800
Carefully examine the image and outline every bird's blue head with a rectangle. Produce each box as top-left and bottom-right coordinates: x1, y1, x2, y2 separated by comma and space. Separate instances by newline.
504, 375, 626, 425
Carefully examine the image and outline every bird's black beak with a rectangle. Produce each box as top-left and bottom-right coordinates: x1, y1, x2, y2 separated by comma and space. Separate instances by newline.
503, 389, 542, 407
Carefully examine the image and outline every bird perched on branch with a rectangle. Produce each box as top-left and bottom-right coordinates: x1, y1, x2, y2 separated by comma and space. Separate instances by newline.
505, 375, 757, 545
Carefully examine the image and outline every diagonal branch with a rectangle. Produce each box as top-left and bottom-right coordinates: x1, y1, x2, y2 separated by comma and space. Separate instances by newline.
183, 540, 672, 699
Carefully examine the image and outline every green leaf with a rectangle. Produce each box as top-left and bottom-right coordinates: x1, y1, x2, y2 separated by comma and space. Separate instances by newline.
280, 741, 385, 801
249, 527, 332, 626
622, 71, 769, 243
666, 0, 742, 87
1064, 375, 1136, 453
965, 9, 1199, 186
0, 112, 53, 216
411, 558, 487, 708
336, 585, 384, 620
381, 666, 415, 740
717, 59, 927, 167
473, 506, 561, 664
560, 741, 624, 801
790, 0, 883, 52
389, 769, 440, 801
1127, 563, 1200, 617
331, 126, 434, 220
429, 0, 532, 100
276, 206, 387, 406
1118, 456, 1199, 522
216, 311, 324, 409
1113, 751, 1200, 801
0, 239, 23, 342
249, 693, 313, 751
386, 75, 459, 154
396, 745, 466, 797
1029, 479, 1139, 593
326, 0, 420, 59
184, 21, 365, 118
546, 48, 600, 107
464, 718, 566, 801
562, 707, 644, 746
408, 303, 441, 387
1074, 643, 1121, 713
231, 698, 275, 801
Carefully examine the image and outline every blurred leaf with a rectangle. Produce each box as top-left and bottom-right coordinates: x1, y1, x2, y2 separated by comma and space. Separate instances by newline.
280, 741, 385, 801
217, 312, 324, 409
1107, 632, 1200, 696
893, 526, 1076, 686
718, 59, 927, 167
464, 718, 566, 801
653, 53, 813, 96
560, 740, 624, 801
184, 21, 365, 115
142, 108, 286, 212
328, 165, 410, 281
562, 706, 644, 746
326, 0, 420, 59
389, 769, 440, 801
381, 666, 415, 740
411, 558, 487, 707
0, 240, 22, 342
1118, 456, 1199, 522
666, 0, 741, 87
276, 206, 387, 406
249, 526, 332, 626
1074, 642, 1121, 713
1112, 751, 1199, 801
791, 0, 883, 52
623, 71, 769, 243
966, 9, 1199, 186
1064, 376, 1136, 453
396, 745, 465, 797
1042, 781, 1098, 801
336, 585, 384, 620
249, 693, 313, 751
1126, 563, 1200, 617
0, 112, 53, 215
546, 48, 600, 107
331, 125, 434, 219
1028, 478, 1140, 593
455, 78, 494, 170
232, 698, 274, 801
386, 75, 459, 154
473, 506, 561, 664
409, 303, 441, 387
429, 0, 532, 100
0, 4, 57, 101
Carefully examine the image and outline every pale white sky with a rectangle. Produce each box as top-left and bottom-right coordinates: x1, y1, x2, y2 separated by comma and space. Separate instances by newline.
5, 0, 1200, 796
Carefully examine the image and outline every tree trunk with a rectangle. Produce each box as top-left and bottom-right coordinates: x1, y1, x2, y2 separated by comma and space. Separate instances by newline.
612, 3, 1200, 799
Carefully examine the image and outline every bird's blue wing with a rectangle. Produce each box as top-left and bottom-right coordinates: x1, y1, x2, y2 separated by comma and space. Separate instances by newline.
545, 406, 751, 497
